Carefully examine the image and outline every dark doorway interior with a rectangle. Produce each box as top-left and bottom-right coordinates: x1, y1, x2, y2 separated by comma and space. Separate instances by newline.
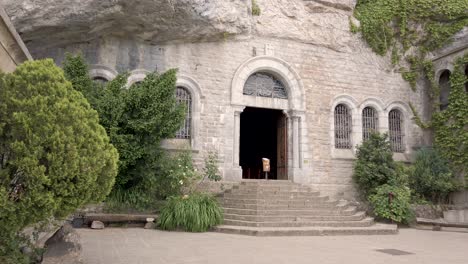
240, 107, 286, 180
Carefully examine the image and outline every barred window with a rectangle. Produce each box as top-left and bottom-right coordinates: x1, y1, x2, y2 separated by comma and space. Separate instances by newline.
439, 70, 451, 111
243, 72, 288, 99
389, 109, 404, 153
175, 87, 192, 139
362, 107, 378, 141
334, 104, 352, 149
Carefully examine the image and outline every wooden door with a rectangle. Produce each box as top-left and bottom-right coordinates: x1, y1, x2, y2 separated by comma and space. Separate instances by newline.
277, 113, 288, 180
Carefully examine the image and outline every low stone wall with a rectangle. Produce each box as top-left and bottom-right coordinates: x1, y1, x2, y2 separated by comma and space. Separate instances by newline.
411, 204, 444, 219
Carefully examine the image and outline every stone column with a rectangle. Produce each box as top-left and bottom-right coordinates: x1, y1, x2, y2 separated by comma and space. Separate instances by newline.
225, 105, 245, 181
288, 110, 305, 182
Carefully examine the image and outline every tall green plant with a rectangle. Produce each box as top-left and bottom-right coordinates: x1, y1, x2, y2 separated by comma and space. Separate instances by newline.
157, 192, 223, 232
410, 148, 459, 203
0, 60, 118, 262
63, 54, 186, 192
353, 132, 397, 197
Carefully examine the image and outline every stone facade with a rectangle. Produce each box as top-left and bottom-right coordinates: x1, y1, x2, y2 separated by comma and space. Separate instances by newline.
0, 6, 31, 72
3, 0, 432, 200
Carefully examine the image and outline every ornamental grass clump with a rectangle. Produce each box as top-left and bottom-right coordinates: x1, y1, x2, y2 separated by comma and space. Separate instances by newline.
157, 193, 223, 232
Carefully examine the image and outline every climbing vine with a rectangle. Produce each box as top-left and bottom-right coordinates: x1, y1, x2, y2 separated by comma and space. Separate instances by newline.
352, 1, 468, 183
353, 0, 468, 89
431, 54, 468, 181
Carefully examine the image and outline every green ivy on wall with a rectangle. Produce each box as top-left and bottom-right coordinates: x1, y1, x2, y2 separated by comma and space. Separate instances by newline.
352, 1, 468, 183
432, 54, 468, 181
353, 0, 468, 89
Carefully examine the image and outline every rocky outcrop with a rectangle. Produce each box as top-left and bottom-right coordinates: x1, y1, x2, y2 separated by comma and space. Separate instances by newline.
1, 0, 359, 52
1, 0, 252, 47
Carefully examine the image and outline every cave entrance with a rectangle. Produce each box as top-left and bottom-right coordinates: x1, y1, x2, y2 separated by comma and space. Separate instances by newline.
240, 107, 288, 180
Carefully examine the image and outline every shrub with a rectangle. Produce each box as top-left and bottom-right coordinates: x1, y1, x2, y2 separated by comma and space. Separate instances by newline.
252, 0, 261, 16
157, 192, 223, 232
203, 151, 222, 182
409, 147, 459, 203
0, 60, 118, 262
63, 54, 186, 193
369, 184, 413, 224
353, 132, 397, 196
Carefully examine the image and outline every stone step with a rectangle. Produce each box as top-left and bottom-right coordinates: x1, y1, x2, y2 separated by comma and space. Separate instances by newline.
213, 223, 398, 236
220, 200, 340, 209
232, 185, 313, 192
222, 192, 322, 200
239, 180, 296, 186
224, 189, 320, 196
223, 212, 366, 222
222, 217, 375, 228
221, 195, 330, 204
222, 206, 357, 216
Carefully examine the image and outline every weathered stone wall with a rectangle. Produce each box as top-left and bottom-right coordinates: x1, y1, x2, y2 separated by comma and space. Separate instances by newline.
28, 35, 423, 199
2, 0, 427, 200
0, 6, 31, 72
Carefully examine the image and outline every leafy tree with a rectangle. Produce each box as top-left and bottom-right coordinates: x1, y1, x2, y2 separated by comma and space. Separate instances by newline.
0, 60, 118, 262
63, 54, 186, 194
369, 184, 413, 224
353, 132, 397, 197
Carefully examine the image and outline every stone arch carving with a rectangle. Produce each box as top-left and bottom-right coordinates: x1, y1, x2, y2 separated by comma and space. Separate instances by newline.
176, 75, 203, 150
231, 56, 306, 111
127, 69, 150, 87
227, 56, 307, 183
89, 65, 118, 81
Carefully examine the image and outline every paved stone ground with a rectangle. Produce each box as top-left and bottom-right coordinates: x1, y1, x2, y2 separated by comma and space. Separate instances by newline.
77, 228, 468, 264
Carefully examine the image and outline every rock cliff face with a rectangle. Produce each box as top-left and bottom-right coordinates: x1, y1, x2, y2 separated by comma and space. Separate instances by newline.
1, 0, 357, 52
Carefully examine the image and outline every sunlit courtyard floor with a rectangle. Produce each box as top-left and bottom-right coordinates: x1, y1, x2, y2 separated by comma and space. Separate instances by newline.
77, 227, 468, 264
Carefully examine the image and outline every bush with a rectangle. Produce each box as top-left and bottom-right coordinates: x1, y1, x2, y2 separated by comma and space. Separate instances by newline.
369, 184, 413, 224
203, 151, 222, 182
353, 132, 397, 196
409, 147, 459, 203
63, 54, 186, 194
157, 192, 223, 232
0, 60, 118, 262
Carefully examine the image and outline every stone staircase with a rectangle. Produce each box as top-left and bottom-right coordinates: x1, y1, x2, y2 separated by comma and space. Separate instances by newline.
214, 180, 398, 236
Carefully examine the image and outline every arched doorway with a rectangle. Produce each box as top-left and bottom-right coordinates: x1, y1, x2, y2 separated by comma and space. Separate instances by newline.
228, 56, 307, 183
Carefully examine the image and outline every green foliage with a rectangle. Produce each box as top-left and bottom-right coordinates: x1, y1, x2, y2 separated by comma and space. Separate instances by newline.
354, 0, 468, 56
353, 132, 397, 197
252, 0, 261, 16
0, 59, 118, 262
432, 54, 468, 182
369, 184, 413, 223
203, 151, 222, 182
409, 148, 460, 203
63, 54, 186, 194
150, 151, 199, 199
157, 192, 223, 232
353, 0, 468, 88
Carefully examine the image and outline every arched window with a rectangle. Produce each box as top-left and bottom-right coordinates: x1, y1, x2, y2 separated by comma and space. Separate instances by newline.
334, 104, 352, 149
362, 107, 378, 141
389, 109, 404, 153
175, 87, 192, 139
439, 70, 451, 110
92, 76, 108, 85
243, 72, 288, 99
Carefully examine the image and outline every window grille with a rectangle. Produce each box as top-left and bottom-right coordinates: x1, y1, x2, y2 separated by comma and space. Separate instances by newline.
243, 72, 288, 99
362, 107, 378, 141
389, 109, 404, 153
334, 104, 352, 149
175, 87, 192, 139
